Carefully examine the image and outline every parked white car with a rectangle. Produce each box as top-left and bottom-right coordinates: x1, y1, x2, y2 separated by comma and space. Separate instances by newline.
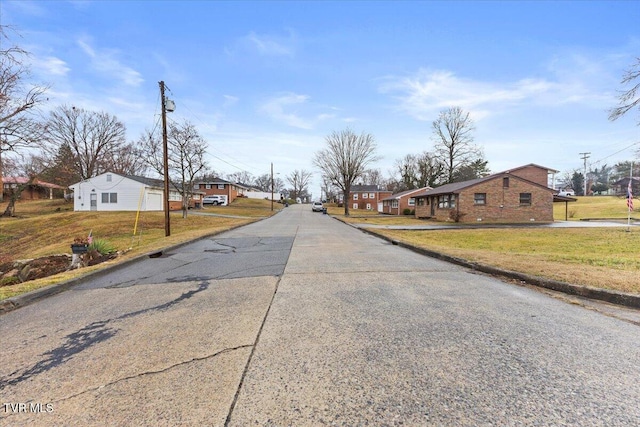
202, 195, 227, 206
312, 201, 324, 212
557, 190, 575, 197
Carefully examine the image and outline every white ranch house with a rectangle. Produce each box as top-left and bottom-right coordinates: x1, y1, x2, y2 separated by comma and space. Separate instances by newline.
69, 172, 183, 212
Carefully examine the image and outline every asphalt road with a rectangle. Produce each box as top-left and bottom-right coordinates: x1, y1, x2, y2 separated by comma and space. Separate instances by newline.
1, 204, 639, 426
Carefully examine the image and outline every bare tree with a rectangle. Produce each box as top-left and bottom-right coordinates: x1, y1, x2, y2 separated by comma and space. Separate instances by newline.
45, 105, 127, 180
226, 170, 254, 186
286, 169, 313, 201
0, 25, 49, 202
609, 57, 640, 125
139, 119, 209, 217
393, 154, 419, 191
360, 168, 385, 187
254, 173, 272, 192
392, 151, 444, 191
103, 142, 148, 177
313, 128, 379, 216
432, 106, 481, 184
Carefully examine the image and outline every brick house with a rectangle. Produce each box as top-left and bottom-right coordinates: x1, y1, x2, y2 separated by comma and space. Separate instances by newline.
381, 187, 431, 215
2, 177, 67, 200
348, 185, 393, 212
413, 164, 558, 223
193, 179, 249, 204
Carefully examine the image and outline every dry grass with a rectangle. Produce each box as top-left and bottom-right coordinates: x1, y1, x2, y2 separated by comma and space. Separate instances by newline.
330, 197, 640, 294
373, 227, 640, 294
0, 198, 281, 300
554, 196, 636, 220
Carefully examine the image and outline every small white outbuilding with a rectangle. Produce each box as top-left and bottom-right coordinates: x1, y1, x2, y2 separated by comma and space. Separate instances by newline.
69, 172, 178, 212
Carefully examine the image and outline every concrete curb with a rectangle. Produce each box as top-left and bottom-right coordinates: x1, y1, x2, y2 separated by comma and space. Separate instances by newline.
0, 219, 263, 315
337, 217, 640, 310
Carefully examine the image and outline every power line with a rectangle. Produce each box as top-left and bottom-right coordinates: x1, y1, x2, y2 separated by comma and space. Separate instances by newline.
161, 88, 260, 174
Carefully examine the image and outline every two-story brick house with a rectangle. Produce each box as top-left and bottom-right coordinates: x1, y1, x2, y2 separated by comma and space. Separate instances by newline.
413, 164, 558, 223
348, 185, 393, 212
193, 178, 249, 205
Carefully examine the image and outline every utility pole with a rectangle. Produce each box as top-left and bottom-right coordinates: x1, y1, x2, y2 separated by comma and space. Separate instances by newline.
160, 81, 171, 237
579, 152, 590, 196
271, 162, 274, 212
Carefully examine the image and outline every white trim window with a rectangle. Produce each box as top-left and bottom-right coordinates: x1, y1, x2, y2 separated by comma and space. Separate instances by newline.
353, 193, 359, 200
392, 200, 399, 208
217, 184, 225, 189
369, 193, 375, 199
363, 193, 368, 199
353, 203, 359, 210
408, 197, 415, 206
366, 203, 372, 210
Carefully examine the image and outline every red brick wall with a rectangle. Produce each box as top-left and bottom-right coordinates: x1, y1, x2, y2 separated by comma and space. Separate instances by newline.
508, 166, 548, 187
350, 191, 392, 210
414, 177, 553, 222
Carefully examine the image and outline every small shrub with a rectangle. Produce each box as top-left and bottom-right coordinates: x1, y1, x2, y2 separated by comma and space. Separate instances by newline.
568, 210, 577, 218
403, 208, 412, 215
89, 238, 116, 256
449, 209, 466, 223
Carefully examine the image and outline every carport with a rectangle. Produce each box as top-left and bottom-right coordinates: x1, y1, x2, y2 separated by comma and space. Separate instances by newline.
554, 194, 578, 220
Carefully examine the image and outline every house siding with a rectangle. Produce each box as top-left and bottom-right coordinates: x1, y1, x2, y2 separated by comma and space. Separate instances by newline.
70, 173, 168, 212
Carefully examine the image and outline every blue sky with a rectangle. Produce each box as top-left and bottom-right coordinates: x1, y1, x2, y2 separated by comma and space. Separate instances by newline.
3, 0, 639, 197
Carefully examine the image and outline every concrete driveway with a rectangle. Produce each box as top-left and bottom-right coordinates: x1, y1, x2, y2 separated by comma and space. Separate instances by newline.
1, 204, 639, 426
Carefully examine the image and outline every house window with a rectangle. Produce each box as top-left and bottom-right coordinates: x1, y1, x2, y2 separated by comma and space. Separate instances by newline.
366, 203, 372, 210
106, 174, 112, 182
353, 193, 359, 200
363, 193, 368, 199
417, 198, 425, 206
194, 184, 200, 190
101, 192, 117, 203
520, 193, 532, 205
474, 193, 486, 205
353, 203, 359, 210
369, 193, 375, 199
408, 198, 415, 206
438, 194, 455, 209
217, 184, 225, 189
503, 177, 510, 188
392, 200, 399, 208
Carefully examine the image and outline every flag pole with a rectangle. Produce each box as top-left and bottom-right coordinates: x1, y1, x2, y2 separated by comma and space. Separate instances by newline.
628, 162, 633, 232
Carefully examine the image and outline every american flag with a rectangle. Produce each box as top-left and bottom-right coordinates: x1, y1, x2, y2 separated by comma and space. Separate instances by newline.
628, 179, 634, 211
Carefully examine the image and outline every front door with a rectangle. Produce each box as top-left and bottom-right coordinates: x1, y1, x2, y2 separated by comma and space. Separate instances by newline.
90, 193, 97, 211
430, 197, 435, 216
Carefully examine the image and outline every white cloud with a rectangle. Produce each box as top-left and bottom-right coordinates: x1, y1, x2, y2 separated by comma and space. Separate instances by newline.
227, 30, 297, 58
77, 37, 144, 87
261, 93, 313, 129
30, 55, 70, 76
378, 66, 612, 122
